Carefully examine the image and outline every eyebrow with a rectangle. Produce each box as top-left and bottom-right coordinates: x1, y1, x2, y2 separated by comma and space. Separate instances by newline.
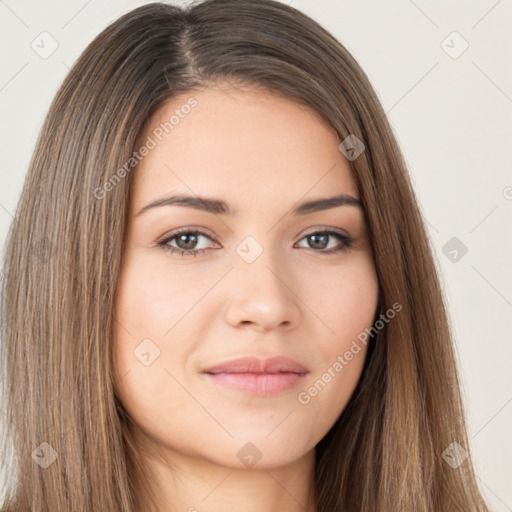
137, 193, 363, 217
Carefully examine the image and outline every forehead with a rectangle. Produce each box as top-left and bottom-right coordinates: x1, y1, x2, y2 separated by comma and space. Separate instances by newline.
132, 85, 359, 208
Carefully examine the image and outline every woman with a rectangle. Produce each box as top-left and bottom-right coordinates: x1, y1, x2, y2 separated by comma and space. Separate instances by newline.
0, 1, 491, 510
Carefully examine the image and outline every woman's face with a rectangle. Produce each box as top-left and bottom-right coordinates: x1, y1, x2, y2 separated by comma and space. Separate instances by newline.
113, 84, 379, 469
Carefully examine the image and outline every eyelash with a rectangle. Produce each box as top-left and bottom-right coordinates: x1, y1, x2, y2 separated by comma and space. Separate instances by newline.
157, 228, 353, 257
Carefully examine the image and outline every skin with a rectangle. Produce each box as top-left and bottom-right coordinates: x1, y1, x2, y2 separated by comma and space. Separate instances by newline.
113, 83, 379, 512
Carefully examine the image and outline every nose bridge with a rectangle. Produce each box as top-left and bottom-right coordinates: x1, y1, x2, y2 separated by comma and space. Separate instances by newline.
223, 234, 301, 331
234, 233, 288, 291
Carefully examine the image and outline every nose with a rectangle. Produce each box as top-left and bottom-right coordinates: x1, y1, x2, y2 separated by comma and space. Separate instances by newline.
223, 251, 302, 333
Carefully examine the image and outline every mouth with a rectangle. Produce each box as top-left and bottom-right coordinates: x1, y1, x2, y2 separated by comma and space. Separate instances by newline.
201, 355, 309, 397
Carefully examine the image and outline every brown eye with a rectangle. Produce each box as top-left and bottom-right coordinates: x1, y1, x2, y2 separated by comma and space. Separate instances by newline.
296, 231, 352, 253
158, 229, 217, 257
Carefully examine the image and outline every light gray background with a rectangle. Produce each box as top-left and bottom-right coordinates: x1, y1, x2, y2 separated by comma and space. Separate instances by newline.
0, 1, 511, 510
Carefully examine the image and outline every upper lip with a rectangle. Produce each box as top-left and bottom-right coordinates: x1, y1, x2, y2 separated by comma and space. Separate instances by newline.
202, 356, 309, 375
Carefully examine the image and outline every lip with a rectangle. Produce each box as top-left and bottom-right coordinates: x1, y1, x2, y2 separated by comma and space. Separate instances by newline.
203, 355, 309, 374
202, 356, 309, 397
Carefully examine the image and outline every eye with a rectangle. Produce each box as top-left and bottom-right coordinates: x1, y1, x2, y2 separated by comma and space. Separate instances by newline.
295, 230, 353, 254
158, 229, 218, 257
157, 228, 353, 257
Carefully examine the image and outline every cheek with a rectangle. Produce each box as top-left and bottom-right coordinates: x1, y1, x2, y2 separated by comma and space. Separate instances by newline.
307, 252, 379, 342
111, 261, 199, 438
113, 255, 202, 338
112, 259, 181, 389
295, 254, 378, 432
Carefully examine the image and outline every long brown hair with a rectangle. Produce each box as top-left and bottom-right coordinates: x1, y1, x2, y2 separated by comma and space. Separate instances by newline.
0, 1, 490, 510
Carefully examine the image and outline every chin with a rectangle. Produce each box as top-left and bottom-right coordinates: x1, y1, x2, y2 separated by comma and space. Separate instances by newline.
194, 433, 315, 471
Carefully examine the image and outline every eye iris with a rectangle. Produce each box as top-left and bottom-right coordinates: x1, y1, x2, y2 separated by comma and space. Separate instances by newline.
176, 233, 198, 250
309, 233, 328, 249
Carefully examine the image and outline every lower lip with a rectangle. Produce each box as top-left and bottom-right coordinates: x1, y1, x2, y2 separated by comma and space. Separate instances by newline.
204, 372, 306, 396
